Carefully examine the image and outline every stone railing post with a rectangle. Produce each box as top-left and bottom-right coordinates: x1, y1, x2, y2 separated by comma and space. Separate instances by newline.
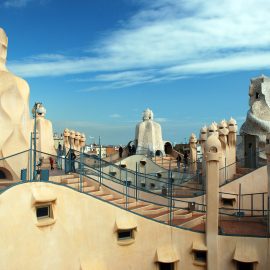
205, 135, 221, 270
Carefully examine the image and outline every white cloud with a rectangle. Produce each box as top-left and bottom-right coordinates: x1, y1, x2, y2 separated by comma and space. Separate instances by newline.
8, 0, 270, 88
155, 118, 167, 123
27, 54, 67, 61
109, 114, 121, 118
3, 0, 49, 8
3, 0, 34, 7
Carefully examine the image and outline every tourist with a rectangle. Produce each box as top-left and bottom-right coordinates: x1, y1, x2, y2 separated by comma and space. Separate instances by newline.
177, 154, 181, 172
36, 157, 43, 180
57, 142, 63, 169
58, 142, 62, 155
184, 152, 188, 165
128, 144, 132, 156
119, 146, 123, 158
71, 151, 76, 172
49, 156, 54, 170
131, 145, 136, 155
184, 152, 188, 172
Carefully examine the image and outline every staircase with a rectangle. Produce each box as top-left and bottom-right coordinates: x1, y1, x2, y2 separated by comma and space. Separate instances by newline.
153, 156, 178, 170
49, 173, 206, 230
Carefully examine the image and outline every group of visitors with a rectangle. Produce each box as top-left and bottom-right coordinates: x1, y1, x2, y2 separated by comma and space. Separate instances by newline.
118, 144, 136, 159
35, 142, 79, 178
47, 142, 63, 171
128, 144, 136, 156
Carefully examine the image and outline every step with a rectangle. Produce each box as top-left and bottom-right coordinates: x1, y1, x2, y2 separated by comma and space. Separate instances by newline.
145, 209, 171, 219
59, 174, 77, 180
141, 206, 168, 215
90, 190, 107, 196
170, 213, 205, 227
67, 181, 89, 188
132, 204, 163, 214
155, 209, 178, 222
173, 212, 192, 220
98, 194, 114, 200
106, 196, 123, 202
180, 214, 205, 228
49, 174, 74, 183
62, 177, 80, 184
112, 198, 136, 205
128, 202, 149, 210
83, 186, 97, 192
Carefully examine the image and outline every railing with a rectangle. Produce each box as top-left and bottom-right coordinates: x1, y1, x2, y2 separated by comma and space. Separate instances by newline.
66, 149, 200, 192
0, 149, 269, 237
49, 149, 270, 237
36, 148, 269, 202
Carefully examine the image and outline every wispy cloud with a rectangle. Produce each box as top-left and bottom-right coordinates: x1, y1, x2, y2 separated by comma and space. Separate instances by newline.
109, 113, 121, 118
155, 117, 167, 123
3, 0, 32, 8
8, 0, 270, 88
3, 0, 47, 8
26, 54, 67, 61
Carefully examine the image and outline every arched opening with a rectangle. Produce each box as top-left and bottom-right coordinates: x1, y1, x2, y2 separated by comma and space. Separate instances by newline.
209, 146, 218, 153
127, 141, 136, 155
155, 150, 162, 156
164, 142, 173, 155
0, 170, 6, 179
0, 167, 13, 180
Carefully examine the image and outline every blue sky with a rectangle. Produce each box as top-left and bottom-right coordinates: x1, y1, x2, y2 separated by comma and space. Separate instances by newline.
1, 0, 270, 145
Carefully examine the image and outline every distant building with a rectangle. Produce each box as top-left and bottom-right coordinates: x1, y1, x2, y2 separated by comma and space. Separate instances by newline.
86, 144, 107, 158
106, 146, 118, 157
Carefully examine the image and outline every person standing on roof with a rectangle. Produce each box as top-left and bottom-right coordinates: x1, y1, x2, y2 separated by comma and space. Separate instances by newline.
177, 154, 181, 172
119, 146, 123, 158
49, 156, 54, 170
71, 151, 76, 172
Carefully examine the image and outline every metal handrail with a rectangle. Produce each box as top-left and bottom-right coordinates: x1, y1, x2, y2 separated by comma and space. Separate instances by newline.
0, 149, 268, 237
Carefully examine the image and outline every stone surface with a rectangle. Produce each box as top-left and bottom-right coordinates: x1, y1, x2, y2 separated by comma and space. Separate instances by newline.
0, 28, 57, 179
63, 128, 86, 153
240, 75, 270, 149
0, 28, 32, 179
135, 108, 164, 155
189, 133, 197, 173
218, 120, 229, 171
199, 118, 237, 183
34, 103, 56, 158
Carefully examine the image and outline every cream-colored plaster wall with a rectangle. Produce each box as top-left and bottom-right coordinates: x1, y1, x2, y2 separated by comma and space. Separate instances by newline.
0, 182, 269, 270
218, 236, 270, 270
173, 165, 267, 210
220, 166, 267, 194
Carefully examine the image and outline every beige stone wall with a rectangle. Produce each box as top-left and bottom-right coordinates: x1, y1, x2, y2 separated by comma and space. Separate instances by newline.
0, 182, 269, 270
